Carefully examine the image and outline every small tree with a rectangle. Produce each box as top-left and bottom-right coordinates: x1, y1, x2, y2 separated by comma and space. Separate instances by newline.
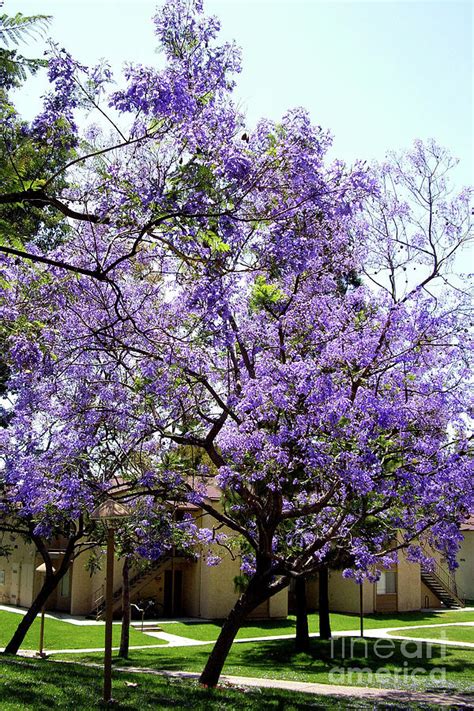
0, 306, 187, 653
118, 555, 131, 659
0, 514, 88, 655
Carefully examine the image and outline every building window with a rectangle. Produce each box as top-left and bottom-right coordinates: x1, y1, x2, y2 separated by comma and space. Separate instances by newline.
376, 571, 397, 594
0, 570, 5, 585
59, 570, 71, 597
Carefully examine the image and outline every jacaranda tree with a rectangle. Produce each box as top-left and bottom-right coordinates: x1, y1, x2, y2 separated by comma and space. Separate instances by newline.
0, 0, 472, 688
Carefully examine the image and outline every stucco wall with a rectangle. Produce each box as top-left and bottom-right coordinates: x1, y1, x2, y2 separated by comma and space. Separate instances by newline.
193, 506, 289, 620
193, 510, 240, 619
268, 588, 288, 618
328, 572, 374, 614
199, 549, 240, 619
0, 536, 36, 608
420, 581, 442, 608
70, 549, 95, 615
397, 553, 421, 611
456, 531, 474, 600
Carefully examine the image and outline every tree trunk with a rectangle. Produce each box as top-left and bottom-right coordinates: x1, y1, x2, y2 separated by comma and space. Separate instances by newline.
199, 569, 291, 688
4, 572, 60, 655
318, 565, 331, 640
119, 556, 130, 658
294, 577, 310, 652
3, 531, 78, 657
199, 588, 262, 687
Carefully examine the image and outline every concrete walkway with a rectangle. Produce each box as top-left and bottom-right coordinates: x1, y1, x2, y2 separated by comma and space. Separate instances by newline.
57, 659, 474, 708
0, 604, 105, 625
217, 673, 474, 708
0, 605, 209, 628
143, 623, 474, 650
136, 630, 211, 646
42, 632, 210, 654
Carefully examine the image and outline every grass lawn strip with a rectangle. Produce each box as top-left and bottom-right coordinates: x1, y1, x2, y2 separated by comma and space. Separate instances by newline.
388, 624, 474, 645
0, 611, 165, 651
53, 636, 474, 694
161, 610, 474, 642
63, 659, 474, 709
0, 657, 438, 711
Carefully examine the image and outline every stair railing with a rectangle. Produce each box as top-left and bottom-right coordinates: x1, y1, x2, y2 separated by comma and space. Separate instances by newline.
92, 583, 105, 612
90, 554, 171, 617
421, 555, 466, 605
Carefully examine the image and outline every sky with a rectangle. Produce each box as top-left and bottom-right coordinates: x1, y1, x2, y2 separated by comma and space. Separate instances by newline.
8, 0, 474, 187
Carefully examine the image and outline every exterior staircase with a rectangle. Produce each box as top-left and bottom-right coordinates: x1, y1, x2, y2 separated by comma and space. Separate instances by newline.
421, 561, 465, 609
91, 556, 171, 620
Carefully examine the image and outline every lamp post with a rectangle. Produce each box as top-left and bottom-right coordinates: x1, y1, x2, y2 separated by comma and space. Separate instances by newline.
91, 498, 130, 705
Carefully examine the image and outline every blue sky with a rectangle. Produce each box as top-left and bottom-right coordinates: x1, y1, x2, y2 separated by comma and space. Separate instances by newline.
10, 0, 473, 185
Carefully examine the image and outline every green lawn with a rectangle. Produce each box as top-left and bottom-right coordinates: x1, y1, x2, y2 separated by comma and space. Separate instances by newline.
0, 657, 430, 711
0, 611, 165, 651
390, 624, 474, 644
331, 610, 474, 630
56, 637, 474, 693
2, 607, 474, 653
162, 609, 474, 641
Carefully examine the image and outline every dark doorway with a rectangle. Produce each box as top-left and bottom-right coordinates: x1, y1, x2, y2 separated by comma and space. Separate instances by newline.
164, 570, 183, 616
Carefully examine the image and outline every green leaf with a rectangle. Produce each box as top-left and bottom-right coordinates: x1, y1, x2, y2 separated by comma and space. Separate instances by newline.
383, 455, 404, 474
202, 230, 230, 253
250, 275, 285, 311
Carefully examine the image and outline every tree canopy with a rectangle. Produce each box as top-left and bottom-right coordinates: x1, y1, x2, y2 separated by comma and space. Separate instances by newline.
0, 0, 472, 687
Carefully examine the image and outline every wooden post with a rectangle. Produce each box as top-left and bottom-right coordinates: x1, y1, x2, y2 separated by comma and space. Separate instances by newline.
104, 527, 115, 703
359, 583, 364, 638
39, 606, 45, 656
91, 498, 130, 703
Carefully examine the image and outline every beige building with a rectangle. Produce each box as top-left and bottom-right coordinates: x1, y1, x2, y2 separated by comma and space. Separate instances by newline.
0, 512, 469, 619
0, 531, 287, 620
301, 541, 467, 615
455, 516, 474, 602
0, 495, 289, 621
304, 555, 445, 616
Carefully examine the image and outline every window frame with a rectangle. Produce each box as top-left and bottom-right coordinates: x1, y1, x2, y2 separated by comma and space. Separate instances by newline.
376, 570, 397, 595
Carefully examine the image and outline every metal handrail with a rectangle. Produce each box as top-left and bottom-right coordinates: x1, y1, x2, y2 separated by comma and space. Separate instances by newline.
113, 558, 168, 600
421, 557, 466, 604
91, 557, 169, 615
93, 584, 105, 609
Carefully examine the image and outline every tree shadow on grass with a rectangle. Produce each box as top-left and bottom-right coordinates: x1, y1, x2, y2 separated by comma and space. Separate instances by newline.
0, 657, 102, 710
0, 657, 395, 710
100, 635, 474, 685
213, 637, 474, 693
